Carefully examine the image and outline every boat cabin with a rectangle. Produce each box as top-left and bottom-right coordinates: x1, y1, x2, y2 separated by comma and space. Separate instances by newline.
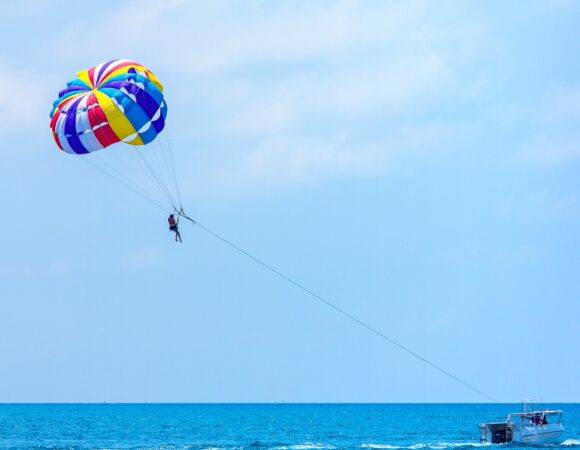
479, 421, 513, 443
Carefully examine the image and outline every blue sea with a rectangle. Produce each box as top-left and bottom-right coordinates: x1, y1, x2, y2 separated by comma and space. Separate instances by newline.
0, 404, 578, 449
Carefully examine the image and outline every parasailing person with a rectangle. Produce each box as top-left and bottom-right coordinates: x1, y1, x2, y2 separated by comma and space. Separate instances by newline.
168, 213, 182, 242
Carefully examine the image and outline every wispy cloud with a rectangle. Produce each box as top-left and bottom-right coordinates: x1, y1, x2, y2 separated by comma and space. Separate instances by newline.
52, 0, 186, 67
515, 85, 580, 165
40, 1, 492, 194
0, 64, 50, 133
123, 248, 162, 270
207, 52, 450, 137
48, 259, 73, 272
187, 122, 461, 195
540, 85, 580, 122
498, 191, 579, 223
208, 134, 380, 191
519, 133, 580, 165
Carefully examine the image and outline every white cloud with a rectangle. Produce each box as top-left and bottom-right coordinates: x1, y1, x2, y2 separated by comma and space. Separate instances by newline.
208, 52, 449, 137
540, 85, 580, 122
498, 191, 579, 222
51, 0, 458, 84
52, 0, 186, 67
518, 133, 580, 165
0, 65, 50, 132
48, 259, 73, 273
169, 1, 432, 74
212, 135, 381, 189
51, 1, 427, 75
123, 249, 161, 270
515, 85, 580, 165
186, 122, 461, 195
41, 0, 487, 194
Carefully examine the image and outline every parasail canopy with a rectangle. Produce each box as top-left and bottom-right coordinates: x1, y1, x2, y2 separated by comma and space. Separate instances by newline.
49, 59, 181, 212
50, 59, 168, 155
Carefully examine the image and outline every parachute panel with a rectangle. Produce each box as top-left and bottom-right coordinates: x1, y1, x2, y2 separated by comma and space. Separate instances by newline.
50, 59, 167, 155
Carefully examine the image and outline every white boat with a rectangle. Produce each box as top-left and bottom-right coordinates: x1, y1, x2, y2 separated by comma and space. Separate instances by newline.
479, 400, 564, 445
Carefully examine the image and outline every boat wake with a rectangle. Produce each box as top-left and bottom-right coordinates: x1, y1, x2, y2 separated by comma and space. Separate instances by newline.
361, 443, 491, 450
267, 445, 487, 450
361, 442, 580, 450
86, 440, 580, 450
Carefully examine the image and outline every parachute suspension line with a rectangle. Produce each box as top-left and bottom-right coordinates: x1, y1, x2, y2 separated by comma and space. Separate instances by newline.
149, 133, 182, 211
96, 151, 160, 204
117, 149, 161, 199
128, 153, 173, 209
149, 138, 176, 206
142, 139, 181, 211
130, 149, 178, 209
80, 152, 164, 207
85, 153, 135, 189
158, 136, 180, 208
78, 155, 170, 214
178, 213, 499, 404
161, 132, 183, 209
146, 141, 170, 192
143, 151, 174, 207
135, 148, 174, 205
111, 150, 172, 211
150, 141, 168, 190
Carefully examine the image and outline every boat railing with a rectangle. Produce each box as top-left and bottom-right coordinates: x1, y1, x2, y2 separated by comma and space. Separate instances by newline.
508, 410, 563, 425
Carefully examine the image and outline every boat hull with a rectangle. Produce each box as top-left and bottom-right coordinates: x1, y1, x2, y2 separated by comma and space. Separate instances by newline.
479, 421, 565, 445
513, 424, 565, 445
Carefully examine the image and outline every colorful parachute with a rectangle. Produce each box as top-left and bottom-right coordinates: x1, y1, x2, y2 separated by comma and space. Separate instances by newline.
49, 59, 168, 155
50, 60, 181, 212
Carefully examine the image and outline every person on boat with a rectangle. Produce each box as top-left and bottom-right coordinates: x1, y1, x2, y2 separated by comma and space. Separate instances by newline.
168, 214, 182, 242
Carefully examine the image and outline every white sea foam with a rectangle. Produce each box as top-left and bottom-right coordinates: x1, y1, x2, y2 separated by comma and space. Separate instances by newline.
562, 440, 580, 446
273, 444, 337, 450
410, 444, 490, 450
361, 445, 402, 449
289, 445, 337, 450
361, 444, 491, 450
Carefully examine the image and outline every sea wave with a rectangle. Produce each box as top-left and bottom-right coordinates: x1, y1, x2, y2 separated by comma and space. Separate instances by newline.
361, 443, 491, 450
361, 445, 402, 449
361, 445, 401, 449
510, 440, 580, 449
271, 444, 337, 450
360, 443, 580, 450
360, 441, 580, 450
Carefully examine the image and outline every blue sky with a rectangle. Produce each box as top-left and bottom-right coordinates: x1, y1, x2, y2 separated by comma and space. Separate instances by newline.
0, 0, 579, 403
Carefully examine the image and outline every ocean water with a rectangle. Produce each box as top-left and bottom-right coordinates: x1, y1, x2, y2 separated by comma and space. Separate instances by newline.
0, 403, 578, 450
